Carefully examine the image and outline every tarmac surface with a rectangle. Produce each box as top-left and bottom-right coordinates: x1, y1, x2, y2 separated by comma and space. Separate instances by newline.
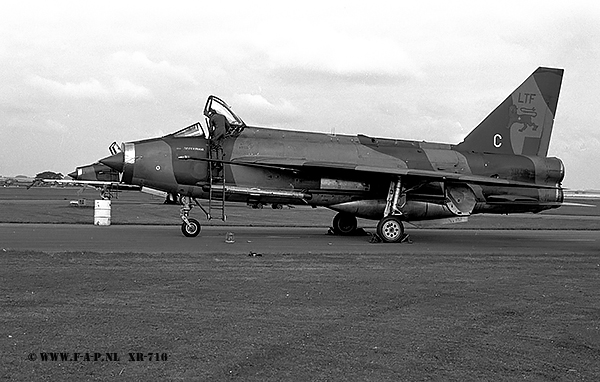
1, 223, 597, 255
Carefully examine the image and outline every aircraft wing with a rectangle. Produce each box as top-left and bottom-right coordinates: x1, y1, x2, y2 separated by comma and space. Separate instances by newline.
229, 156, 560, 189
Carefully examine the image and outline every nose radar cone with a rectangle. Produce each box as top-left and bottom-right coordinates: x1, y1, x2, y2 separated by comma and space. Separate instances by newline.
68, 171, 78, 179
100, 152, 125, 172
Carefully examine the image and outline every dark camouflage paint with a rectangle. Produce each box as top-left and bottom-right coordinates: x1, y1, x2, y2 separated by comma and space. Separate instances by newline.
107, 67, 565, 222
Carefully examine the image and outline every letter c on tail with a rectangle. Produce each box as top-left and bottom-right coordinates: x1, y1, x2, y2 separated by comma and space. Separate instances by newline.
493, 134, 502, 148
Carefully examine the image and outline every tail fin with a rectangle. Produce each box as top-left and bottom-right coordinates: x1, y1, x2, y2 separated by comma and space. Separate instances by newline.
457, 67, 563, 157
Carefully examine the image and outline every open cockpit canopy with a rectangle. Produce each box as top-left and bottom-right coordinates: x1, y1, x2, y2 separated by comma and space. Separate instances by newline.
167, 96, 246, 139
204, 95, 246, 137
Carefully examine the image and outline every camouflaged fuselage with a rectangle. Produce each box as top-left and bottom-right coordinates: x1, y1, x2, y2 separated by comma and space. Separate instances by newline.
121, 125, 563, 220
105, 67, 566, 223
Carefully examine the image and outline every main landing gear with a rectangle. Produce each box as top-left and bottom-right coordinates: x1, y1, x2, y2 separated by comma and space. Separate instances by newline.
331, 179, 408, 243
331, 212, 358, 235
331, 211, 406, 243
376, 215, 404, 243
374, 176, 408, 243
374, 176, 407, 243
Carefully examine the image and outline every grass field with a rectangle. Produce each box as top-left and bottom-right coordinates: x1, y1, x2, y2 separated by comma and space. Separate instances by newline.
1, 187, 599, 381
2, 250, 600, 381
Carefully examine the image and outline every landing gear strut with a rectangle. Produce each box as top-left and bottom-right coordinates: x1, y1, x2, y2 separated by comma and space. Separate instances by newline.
376, 176, 407, 243
332, 212, 358, 235
180, 196, 203, 237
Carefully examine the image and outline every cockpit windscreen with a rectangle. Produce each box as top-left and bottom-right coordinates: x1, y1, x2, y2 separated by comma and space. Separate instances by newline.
170, 122, 206, 138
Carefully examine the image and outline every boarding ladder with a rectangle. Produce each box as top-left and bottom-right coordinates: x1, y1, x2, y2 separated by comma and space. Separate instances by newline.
207, 142, 226, 221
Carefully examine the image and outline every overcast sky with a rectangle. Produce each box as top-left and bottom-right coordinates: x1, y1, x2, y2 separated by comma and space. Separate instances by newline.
1, 1, 599, 189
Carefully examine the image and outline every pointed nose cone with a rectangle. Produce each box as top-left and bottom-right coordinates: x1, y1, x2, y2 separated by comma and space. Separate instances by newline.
99, 152, 125, 172
68, 170, 78, 179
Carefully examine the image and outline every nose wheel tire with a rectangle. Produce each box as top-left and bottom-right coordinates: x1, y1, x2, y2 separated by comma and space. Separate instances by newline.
181, 218, 201, 237
376, 216, 404, 243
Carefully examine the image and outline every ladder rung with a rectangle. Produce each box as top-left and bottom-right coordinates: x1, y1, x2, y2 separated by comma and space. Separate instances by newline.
207, 148, 226, 221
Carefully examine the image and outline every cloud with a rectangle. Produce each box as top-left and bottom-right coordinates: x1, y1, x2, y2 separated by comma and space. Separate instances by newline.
109, 51, 197, 85
43, 119, 68, 133
232, 94, 301, 126
263, 33, 422, 84
27, 75, 151, 101
4, 113, 67, 134
28, 76, 105, 99
112, 79, 153, 100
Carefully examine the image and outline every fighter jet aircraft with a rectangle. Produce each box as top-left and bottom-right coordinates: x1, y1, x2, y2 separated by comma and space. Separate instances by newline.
97, 67, 565, 242
59, 160, 142, 199
40, 142, 142, 199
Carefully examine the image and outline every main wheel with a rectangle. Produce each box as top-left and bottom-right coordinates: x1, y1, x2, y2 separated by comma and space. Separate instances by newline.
332, 213, 358, 235
181, 218, 201, 237
376, 216, 404, 243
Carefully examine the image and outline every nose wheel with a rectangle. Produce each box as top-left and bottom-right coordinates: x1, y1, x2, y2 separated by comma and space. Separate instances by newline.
179, 196, 204, 237
181, 218, 201, 237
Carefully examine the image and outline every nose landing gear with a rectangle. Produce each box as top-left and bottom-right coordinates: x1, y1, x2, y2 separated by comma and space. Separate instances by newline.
182, 218, 201, 237
180, 196, 205, 237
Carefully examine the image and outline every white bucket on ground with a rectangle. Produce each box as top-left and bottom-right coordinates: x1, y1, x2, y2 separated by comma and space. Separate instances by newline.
94, 200, 111, 226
